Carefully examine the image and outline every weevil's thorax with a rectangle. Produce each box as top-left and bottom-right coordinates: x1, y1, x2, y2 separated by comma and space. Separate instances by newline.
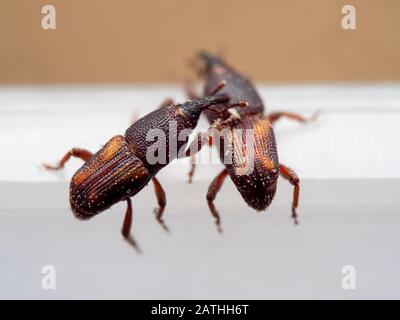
215, 116, 279, 211
124, 105, 196, 174
69, 135, 151, 219
203, 63, 264, 123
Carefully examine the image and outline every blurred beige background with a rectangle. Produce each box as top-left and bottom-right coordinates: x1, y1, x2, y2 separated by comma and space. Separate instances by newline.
0, 0, 399, 84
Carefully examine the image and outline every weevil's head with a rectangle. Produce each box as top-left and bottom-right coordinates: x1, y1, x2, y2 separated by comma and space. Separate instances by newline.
69, 135, 150, 219
198, 51, 226, 72
179, 94, 229, 122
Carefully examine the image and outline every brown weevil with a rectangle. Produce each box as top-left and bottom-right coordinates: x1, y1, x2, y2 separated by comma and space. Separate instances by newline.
186, 51, 318, 231
43, 93, 236, 250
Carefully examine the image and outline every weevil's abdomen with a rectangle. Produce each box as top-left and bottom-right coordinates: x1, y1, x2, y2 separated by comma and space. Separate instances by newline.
69, 135, 151, 219
217, 116, 279, 211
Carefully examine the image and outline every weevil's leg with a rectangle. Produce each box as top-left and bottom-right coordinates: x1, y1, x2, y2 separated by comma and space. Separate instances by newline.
207, 100, 248, 116
208, 136, 213, 146
43, 148, 93, 170
121, 198, 141, 253
206, 168, 229, 233
151, 177, 169, 232
268, 111, 319, 126
185, 132, 206, 183
237, 110, 261, 118
188, 154, 196, 184
209, 80, 226, 95
180, 130, 211, 183
279, 164, 300, 225
187, 136, 214, 183
182, 120, 223, 183
158, 98, 175, 109
185, 79, 226, 100
182, 131, 211, 158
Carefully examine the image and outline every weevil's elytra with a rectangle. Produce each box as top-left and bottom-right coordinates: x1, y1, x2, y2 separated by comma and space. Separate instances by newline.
70, 135, 150, 218
187, 51, 318, 231
44, 94, 231, 250
213, 115, 280, 211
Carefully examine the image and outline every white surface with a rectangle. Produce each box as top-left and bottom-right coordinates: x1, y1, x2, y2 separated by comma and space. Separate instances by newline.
0, 84, 399, 299
1, 84, 400, 183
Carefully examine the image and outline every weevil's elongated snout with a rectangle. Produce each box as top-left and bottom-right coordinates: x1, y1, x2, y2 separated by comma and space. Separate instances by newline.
69, 135, 150, 219
198, 51, 225, 70
179, 94, 229, 121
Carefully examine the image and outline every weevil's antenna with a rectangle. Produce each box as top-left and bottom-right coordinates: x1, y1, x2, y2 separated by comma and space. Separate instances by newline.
209, 80, 226, 95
